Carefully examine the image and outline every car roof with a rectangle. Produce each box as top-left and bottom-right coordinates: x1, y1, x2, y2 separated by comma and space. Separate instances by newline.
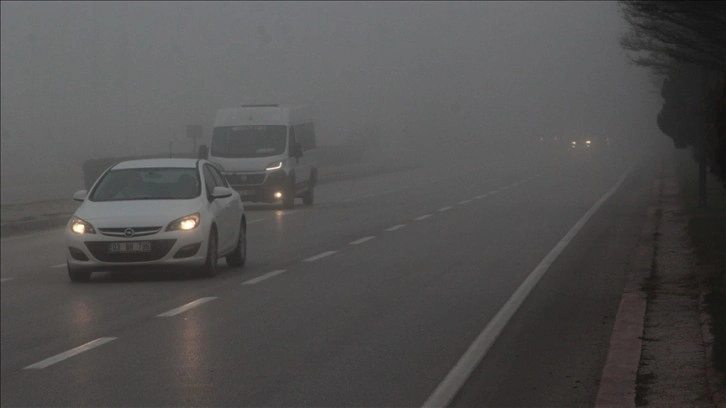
111, 158, 200, 170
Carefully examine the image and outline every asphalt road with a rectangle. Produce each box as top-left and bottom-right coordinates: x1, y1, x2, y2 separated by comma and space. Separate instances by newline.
1, 149, 659, 407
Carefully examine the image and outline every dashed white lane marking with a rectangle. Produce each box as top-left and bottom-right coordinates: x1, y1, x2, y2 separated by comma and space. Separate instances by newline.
438, 206, 454, 212
385, 224, 407, 232
50, 263, 66, 268
1, 229, 63, 242
248, 218, 265, 224
1, 278, 14, 283
242, 270, 286, 285
490, 190, 500, 194
422, 166, 633, 408
414, 214, 433, 221
157, 297, 218, 317
458, 200, 472, 205
474, 194, 488, 200
24, 337, 117, 369
350, 236, 376, 245
303, 251, 337, 262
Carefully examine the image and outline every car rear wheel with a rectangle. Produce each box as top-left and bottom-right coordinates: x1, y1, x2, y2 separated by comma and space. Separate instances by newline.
197, 228, 218, 278
67, 261, 91, 283
226, 221, 246, 267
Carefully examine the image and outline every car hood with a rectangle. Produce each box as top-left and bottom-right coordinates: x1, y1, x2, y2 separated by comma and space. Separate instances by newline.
74, 199, 203, 228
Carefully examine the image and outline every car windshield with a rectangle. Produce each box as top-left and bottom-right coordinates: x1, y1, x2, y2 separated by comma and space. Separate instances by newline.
89, 168, 201, 201
211, 125, 287, 158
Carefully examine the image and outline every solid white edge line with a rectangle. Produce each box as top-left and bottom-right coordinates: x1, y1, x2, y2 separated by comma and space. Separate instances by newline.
415, 214, 433, 221
1, 278, 14, 283
1, 228, 64, 242
438, 206, 454, 212
458, 200, 472, 205
350, 236, 376, 245
24, 337, 117, 369
242, 270, 286, 285
248, 218, 265, 224
157, 297, 218, 317
50, 263, 66, 268
385, 224, 407, 232
302, 251, 337, 262
422, 166, 633, 408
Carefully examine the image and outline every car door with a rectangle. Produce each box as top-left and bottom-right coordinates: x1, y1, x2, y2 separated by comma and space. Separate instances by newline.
203, 164, 236, 253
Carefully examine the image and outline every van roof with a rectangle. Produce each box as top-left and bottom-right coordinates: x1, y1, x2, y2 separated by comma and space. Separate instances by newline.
214, 105, 311, 127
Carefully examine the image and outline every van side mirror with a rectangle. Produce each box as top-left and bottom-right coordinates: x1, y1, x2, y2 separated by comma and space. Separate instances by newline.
198, 145, 209, 159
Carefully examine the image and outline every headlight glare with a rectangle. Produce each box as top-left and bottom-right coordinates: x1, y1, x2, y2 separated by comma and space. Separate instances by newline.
166, 213, 200, 231
70, 217, 95, 234
266, 160, 283, 171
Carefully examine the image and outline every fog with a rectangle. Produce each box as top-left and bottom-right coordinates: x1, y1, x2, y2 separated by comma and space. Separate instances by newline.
0, 1, 663, 204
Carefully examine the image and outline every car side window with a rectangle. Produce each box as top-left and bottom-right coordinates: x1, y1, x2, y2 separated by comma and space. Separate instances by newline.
209, 165, 228, 188
202, 165, 216, 196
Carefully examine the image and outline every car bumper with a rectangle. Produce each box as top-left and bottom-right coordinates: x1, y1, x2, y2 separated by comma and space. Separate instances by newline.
66, 227, 208, 272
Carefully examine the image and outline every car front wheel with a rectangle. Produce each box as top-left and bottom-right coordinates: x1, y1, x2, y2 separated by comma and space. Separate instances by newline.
67, 261, 91, 283
226, 221, 246, 267
197, 228, 218, 278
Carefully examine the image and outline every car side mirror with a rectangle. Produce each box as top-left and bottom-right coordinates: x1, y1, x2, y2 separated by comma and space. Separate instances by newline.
211, 186, 233, 199
72, 190, 88, 202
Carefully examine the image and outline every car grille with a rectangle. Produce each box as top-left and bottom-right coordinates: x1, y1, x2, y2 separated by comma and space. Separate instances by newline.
99, 226, 162, 237
84, 239, 176, 262
224, 173, 266, 186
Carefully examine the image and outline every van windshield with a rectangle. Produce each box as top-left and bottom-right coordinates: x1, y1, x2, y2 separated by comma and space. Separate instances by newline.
211, 125, 287, 158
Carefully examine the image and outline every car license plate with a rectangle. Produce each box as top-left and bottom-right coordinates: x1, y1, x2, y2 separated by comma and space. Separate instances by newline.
239, 189, 256, 196
109, 241, 151, 253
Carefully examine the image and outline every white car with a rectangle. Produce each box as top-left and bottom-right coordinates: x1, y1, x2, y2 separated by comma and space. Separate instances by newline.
65, 158, 246, 282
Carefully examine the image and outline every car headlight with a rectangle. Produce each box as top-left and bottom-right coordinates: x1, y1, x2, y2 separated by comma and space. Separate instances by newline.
166, 213, 200, 231
70, 217, 96, 234
266, 160, 283, 171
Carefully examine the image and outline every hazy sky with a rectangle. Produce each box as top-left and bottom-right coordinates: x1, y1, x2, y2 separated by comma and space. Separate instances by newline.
0, 1, 662, 199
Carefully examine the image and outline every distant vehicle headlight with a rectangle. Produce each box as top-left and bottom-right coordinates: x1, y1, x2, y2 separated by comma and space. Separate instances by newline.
166, 213, 200, 231
266, 160, 283, 171
70, 217, 96, 234
586, 140, 592, 145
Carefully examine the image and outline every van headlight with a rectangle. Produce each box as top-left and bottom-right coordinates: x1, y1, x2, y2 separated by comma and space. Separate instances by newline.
166, 213, 200, 231
266, 160, 283, 171
70, 217, 96, 234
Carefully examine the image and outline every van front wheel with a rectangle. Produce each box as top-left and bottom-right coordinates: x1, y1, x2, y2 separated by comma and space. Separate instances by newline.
282, 178, 295, 209
302, 186, 314, 205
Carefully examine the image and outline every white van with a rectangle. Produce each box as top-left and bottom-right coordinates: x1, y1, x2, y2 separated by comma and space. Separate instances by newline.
202, 104, 317, 209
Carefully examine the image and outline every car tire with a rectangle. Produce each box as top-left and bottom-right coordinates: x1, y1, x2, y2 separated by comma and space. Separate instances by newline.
226, 221, 246, 268
302, 186, 314, 205
67, 261, 91, 283
197, 228, 218, 278
282, 177, 295, 209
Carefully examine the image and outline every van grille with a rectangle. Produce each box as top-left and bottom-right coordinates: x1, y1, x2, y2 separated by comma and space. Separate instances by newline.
224, 173, 266, 186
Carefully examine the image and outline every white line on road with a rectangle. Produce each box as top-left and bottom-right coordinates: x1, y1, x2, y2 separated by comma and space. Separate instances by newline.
474, 194, 488, 200
303, 251, 337, 262
350, 236, 376, 245
414, 214, 432, 221
24, 337, 117, 369
1, 229, 63, 242
422, 166, 633, 408
157, 297, 218, 317
242, 270, 286, 285
457, 200, 472, 205
489, 190, 500, 194
50, 263, 66, 268
438, 206, 454, 212
1, 278, 14, 283
385, 224, 407, 232
248, 218, 265, 224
